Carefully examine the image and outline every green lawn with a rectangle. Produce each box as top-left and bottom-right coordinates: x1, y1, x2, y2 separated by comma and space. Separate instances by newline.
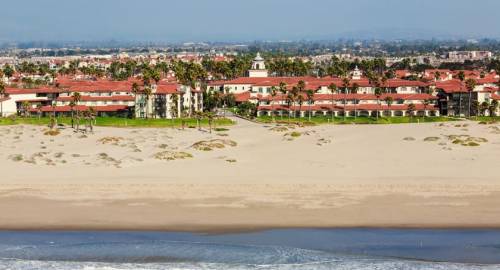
0, 117, 235, 128
471, 116, 500, 123
257, 116, 460, 125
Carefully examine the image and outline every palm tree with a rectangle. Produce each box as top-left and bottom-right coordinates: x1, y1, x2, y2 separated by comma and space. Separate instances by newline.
206, 112, 215, 133
297, 94, 304, 119
0, 82, 5, 117
36, 104, 42, 120
286, 92, 294, 123
21, 101, 30, 117
328, 83, 337, 121
422, 99, 431, 120
479, 101, 489, 116
434, 71, 441, 82
88, 106, 96, 132
69, 101, 76, 128
290, 86, 300, 119
374, 87, 382, 120
194, 111, 202, 131
385, 96, 394, 117
71, 92, 81, 131
465, 78, 477, 118
306, 89, 314, 122
407, 103, 416, 121
342, 77, 350, 121
457, 71, 465, 116
278, 82, 287, 119
170, 93, 179, 121
131, 82, 140, 117
351, 83, 359, 120
143, 86, 152, 119
270, 86, 277, 122
490, 100, 498, 117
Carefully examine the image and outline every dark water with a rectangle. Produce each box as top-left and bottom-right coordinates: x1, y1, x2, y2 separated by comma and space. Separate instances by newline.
0, 229, 500, 269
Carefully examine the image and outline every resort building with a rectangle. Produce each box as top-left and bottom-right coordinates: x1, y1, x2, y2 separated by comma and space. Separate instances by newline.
0, 79, 203, 118
209, 55, 441, 117
207, 54, 500, 118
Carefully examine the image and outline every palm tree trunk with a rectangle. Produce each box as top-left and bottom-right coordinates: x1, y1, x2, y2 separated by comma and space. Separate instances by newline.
308, 103, 311, 122
468, 92, 472, 118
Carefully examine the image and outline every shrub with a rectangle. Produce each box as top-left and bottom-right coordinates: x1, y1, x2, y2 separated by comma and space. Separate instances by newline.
44, 129, 60, 136
423, 137, 440, 142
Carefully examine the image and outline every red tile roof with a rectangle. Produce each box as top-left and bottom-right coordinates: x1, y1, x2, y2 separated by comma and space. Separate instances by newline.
56, 95, 135, 102
31, 105, 130, 113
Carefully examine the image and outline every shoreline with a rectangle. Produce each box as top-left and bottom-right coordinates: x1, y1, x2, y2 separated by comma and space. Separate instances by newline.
1, 120, 499, 235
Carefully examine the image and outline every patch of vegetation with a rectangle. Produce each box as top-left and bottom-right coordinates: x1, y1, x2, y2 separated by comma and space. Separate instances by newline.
153, 151, 193, 161
403, 137, 416, 141
9, 154, 23, 162
214, 128, 229, 132
447, 134, 487, 147
98, 136, 124, 144
269, 126, 289, 132
44, 129, 60, 136
191, 139, 237, 151
423, 137, 440, 142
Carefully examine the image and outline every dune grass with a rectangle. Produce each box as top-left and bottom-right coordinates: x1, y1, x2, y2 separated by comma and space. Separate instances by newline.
0, 117, 235, 128
257, 116, 459, 125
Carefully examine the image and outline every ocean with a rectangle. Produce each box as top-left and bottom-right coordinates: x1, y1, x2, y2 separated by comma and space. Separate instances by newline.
0, 229, 499, 269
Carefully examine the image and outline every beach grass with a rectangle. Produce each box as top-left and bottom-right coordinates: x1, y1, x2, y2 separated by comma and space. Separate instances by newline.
257, 116, 459, 125
473, 116, 500, 123
0, 117, 235, 128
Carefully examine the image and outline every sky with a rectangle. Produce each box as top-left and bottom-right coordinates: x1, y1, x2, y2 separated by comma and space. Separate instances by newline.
1, 0, 500, 42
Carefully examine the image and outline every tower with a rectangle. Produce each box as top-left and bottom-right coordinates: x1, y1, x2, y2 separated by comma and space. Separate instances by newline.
351, 66, 363, 80
248, 53, 268, 78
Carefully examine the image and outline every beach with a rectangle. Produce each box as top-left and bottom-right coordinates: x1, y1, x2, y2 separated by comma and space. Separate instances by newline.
1, 118, 500, 231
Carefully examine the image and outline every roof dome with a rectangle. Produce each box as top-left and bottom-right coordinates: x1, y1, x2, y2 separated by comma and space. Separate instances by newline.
254, 52, 264, 61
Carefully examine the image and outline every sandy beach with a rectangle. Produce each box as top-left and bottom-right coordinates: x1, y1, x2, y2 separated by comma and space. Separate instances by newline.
1, 118, 500, 232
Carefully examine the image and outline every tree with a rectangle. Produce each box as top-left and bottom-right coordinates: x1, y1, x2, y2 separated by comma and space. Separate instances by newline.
0, 82, 5, 117
290, 86, 300, 119
170, 93, 179, 121
342, 77, 350, 121
131, 82, 140, 118
36, 104, 42, 120
278, 82, 287, 119
306, 89, 314, 122
69, 101, 76, 128
407, 103, 416, 120
297, 94, 304, 119
465, 78, 477, 118
374, 87, 382, 120
194, 111, 203, 131
143, 86, 152, 119
72, 92, 82, 131
422, 99, 431, 120
270, 86, 277, 122
328, 83, 337, 121
21, 101, 30, 117
206, 112, 215, 133
434, 71, 441, 82
385, 96, 394, 117
351, 83, 359, 119
489, 100, 498, 117
3, 65, 14, 79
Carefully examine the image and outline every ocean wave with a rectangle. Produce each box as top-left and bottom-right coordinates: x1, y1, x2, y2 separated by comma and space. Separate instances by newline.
0, 258, 498, 270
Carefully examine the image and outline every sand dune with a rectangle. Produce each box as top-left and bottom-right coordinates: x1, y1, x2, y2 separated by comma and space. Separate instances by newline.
1, 119, 500, 231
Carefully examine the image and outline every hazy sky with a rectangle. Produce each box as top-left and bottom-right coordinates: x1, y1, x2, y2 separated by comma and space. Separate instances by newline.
1, 0, 500, 42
